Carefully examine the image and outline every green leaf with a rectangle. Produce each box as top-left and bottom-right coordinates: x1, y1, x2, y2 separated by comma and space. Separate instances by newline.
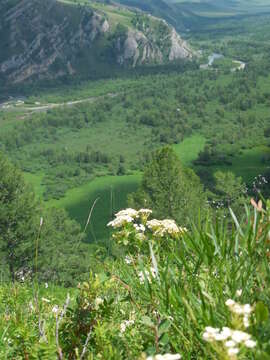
158, 319, 171, 336
141, 316, 154, 328
255, 301, 269, 324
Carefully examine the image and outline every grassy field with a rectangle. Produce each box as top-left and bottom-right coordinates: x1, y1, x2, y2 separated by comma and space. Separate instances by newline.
48, 174, 141, 243
211, 146, 270, 183
173, 135, 206, 164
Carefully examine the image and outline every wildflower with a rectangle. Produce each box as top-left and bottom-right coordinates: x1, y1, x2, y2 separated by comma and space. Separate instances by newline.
227, 347, 239, 356
226, 299, 253, 327
245, 339, 256, 348
225, 340, 236, 348
45, 282, 48, 288
120, 319, 134, 333
225, 299, 235, 307
107, 215, 134, 228
236, 289, 242, 297
125, 255, 133, 264
94, 297, 104, 308
146, 354, 181, 360
52, 305, 59, 314
115, 208, 138, 218
203, 326, 256, 356
138, 267, 157, 284
231, 330, 250, 343
134, 223, 146, 232
146, 219, 185, 237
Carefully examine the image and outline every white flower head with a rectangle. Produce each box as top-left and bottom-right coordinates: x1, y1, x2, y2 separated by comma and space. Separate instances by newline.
245, 339, 256, 348
115, 208, 138, 218
107, 215, 134, 228
231, 330, 250, 343
147, 219, 183, 237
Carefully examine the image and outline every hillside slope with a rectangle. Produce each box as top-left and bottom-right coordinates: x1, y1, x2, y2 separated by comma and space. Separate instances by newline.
0, 0, 193, 85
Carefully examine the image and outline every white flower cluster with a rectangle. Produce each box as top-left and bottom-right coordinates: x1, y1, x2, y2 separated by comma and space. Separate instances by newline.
120, 319, 135, 333
94, 297, 104, 309
138, 267, 157, 284
125, 255, 133, 264
226, 299, 253, 328
107, 208, 152, 229
203, 326, 256, 357
146, 219, 186, 237
146, 354, 181, 360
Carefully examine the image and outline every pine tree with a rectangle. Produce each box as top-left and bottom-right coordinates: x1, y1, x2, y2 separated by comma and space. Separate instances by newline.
129, 147, 206, 225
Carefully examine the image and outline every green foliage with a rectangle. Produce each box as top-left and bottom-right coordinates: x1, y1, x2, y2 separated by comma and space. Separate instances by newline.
0, 153, 89, 285
129, 147, 207, 225
0, 152, 38, 280
1, 200, 270, 358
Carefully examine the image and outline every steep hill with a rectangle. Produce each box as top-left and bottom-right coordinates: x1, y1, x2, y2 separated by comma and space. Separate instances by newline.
0, 0, 193, 85
118, 0, 270, 32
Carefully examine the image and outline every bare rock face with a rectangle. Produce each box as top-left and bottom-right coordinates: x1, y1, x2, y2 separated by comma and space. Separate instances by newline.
0, 0, 110, 83
117, 16, 193, 67
169, 28, 192, 61
0, 0, 193, 84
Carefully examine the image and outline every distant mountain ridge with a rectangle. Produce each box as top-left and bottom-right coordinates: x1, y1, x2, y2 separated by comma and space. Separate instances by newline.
0, 0, 193, 85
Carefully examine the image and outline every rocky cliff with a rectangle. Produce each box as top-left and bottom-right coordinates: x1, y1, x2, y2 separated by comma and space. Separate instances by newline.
0, 0, 193, 84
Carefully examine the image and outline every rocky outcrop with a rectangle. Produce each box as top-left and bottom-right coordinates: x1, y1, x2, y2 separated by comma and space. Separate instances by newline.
0, 0, 193, 84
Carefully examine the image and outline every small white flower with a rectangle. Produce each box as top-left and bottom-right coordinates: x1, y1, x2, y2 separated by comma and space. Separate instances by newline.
236, 289, 242, 297
243, 304, 252, 314
226, 299, 235, 307
120, 319, 134, 333
107, 215, 134, 228
147, 354, 181, 360
243, 314, 249, 328
115, 208, 138, 218
52, 305, 59, 314
225, 340, 237, 348
124, 256, 133, 265
245, 339, 256, 348
227, 347, 239, 356
231, 330, 250, 343
215, 333, 229, 341
45, 282, 48, 289
221, 327, 232, 338
134, 223, 146, 232
94, 297, 104, 308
